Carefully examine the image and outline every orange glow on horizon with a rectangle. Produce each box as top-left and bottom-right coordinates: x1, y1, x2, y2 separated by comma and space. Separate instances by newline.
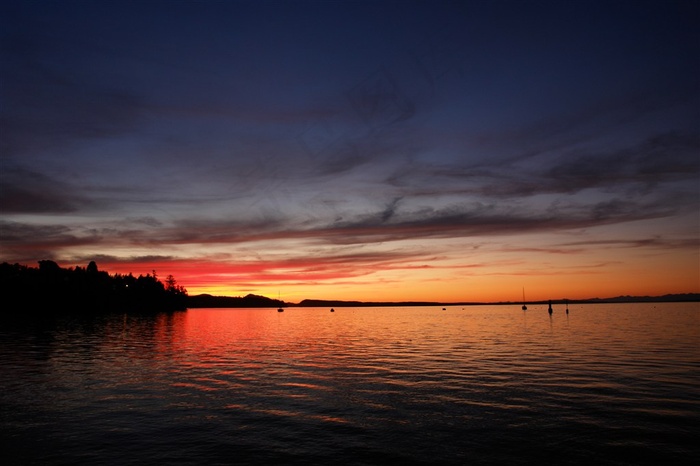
17, 226, 698, 305
51, 248, 698, 304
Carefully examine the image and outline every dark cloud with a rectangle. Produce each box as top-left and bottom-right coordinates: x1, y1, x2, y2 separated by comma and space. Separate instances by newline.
73, 254, 178, 265
34, 187, 681, 251
0, 220, 72, 243
546, 131, 700, 192
561, 237, 700, 250
380, 129, 700, 211
380, 197, 402, 223
0, 166, 81, 213
0, 25, 146, 158
308, 192, 690, 246
0, 220, 100, 263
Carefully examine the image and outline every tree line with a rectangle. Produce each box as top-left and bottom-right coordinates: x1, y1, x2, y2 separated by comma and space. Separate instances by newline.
0, 260, 188, 314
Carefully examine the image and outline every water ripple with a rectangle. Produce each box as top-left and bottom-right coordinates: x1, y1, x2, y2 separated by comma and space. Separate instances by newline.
1, 303, 698, 465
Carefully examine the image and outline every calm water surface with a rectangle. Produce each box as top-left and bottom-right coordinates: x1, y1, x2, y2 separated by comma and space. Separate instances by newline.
1, 303, 698, 465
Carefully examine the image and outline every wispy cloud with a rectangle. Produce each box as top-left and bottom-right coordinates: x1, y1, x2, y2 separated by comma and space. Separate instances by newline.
0, 166, 82, 213
1, 1, 698, 300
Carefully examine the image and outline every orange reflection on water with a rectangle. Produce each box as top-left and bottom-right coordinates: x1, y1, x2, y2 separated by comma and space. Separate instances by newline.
119, 303, 699, 419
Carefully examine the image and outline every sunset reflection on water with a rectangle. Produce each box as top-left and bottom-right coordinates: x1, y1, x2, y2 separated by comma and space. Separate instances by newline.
1, 303, 698, 465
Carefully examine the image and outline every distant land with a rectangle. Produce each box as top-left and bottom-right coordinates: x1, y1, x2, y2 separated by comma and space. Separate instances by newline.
188, 293, 700, 308
5, 261, 695, 314
188, 293, 285, 308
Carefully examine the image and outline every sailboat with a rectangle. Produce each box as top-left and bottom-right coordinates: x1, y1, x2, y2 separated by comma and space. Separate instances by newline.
277, 291, 284, 312
521, 287, 527, 311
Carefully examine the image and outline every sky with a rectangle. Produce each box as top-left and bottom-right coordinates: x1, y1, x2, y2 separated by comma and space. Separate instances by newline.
1, 0, 699, 303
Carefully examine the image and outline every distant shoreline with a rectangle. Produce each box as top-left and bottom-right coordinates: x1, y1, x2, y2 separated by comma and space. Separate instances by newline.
189, 293, 699, 308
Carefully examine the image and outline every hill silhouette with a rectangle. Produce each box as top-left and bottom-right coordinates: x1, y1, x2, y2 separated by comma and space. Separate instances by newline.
188, 293, 284, 308
187, 293, 699, 309
295, 295, 699, 307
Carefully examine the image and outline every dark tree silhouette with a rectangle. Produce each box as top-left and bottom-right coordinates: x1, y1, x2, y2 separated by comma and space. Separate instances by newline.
0, 261, 188, 315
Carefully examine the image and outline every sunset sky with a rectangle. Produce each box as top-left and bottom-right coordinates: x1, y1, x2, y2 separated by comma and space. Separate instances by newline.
1, 0, 698, 303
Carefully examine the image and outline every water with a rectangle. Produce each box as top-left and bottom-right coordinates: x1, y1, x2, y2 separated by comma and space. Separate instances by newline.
1, 303, 698, 465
